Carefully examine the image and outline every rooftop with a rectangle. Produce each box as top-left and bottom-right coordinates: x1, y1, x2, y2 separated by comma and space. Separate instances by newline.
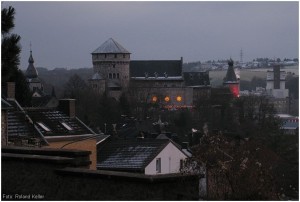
92, 38, 130, 54
97, 139, 171, 172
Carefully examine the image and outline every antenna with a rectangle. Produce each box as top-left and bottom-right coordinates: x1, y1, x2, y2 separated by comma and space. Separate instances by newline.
30, 41, 32, 53
240, 48, 243, 63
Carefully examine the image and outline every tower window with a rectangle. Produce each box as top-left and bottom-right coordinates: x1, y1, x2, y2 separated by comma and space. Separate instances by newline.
113, 73, 116, 79
117, 73, 119, 79
114, 54, 117, 58
109, 73, 112, 79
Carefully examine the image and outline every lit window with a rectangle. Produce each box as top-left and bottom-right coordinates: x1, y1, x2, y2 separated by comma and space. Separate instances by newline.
152, 96, 158, 102
176, 96, 182, 102
36, 122, 51, 132
164, 96, 170, 102
61, 122, 73, 131
156, 158, 161, 173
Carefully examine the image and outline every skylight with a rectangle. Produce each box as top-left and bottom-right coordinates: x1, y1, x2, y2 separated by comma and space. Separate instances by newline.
61, 122, 73, 131
36, 122, 51, 132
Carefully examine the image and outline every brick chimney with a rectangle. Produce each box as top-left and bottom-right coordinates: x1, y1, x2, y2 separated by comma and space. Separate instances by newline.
6, 82, 15, 99
58, 99, 76, 118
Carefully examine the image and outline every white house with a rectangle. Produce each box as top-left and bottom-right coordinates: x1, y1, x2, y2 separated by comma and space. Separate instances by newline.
97, 139, 189, 175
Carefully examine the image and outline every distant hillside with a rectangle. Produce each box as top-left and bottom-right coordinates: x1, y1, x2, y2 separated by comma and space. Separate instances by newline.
35, 67, 93, 98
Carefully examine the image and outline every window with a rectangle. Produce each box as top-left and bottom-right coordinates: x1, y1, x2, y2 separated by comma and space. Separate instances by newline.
156, 158, 161, 173
109, 73, 112, 79
113, 73, 116, 79
176, 96, 182, 102
36, 122, 51, 132
104, 54, 107, 58
113, 64, 116, 68
61, 122, 73, 131
123, 54, 126, 58
114, 54, 117, 58
117, 73, 120, 79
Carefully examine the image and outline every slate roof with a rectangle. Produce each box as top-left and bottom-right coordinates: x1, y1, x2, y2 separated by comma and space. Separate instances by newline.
25, 108, 95, 136
31, 96, 58, 108
183, 72, 210, 86
97, 139, 170, 172
130, 60, 182, 77
92, 38, 130, 54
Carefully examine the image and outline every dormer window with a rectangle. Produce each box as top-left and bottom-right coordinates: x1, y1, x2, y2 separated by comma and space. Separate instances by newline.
61, 122, 73, 131
36, 122, 51, 132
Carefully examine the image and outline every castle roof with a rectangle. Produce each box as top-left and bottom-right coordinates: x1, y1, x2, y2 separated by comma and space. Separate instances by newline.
224, 59, 237, 83
130, 60, 182, 77
25, 51, 38, 79
92, 38, 130, 54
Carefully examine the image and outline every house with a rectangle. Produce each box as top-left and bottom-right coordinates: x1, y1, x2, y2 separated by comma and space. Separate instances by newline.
2, 82, 104, 170
277, 114, 299, 135
97, 139, 188, 175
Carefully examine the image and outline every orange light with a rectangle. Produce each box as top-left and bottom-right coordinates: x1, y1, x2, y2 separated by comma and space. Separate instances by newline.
176, 96, 182, 102
152, 96, 157, 102
164, 96, 170, 102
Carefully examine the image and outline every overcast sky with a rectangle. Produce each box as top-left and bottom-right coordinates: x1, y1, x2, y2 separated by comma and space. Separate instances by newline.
3, 1, 299, 70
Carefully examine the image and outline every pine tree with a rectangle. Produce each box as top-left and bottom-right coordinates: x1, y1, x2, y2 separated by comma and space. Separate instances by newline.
1, 6, 31, 106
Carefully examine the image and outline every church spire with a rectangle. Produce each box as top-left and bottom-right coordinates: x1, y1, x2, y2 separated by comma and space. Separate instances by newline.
25, 43, 38, 78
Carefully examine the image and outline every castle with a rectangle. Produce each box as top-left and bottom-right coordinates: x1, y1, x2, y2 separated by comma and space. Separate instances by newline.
89, 38, 212, 109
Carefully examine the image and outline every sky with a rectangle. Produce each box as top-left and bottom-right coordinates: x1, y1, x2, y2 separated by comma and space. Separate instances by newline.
2, 1, 299, 70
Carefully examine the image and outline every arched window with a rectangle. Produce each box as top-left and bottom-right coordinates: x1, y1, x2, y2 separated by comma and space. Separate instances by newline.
113, 73, 116, 79
117, 73, 120, 79
109, 73, 112, 79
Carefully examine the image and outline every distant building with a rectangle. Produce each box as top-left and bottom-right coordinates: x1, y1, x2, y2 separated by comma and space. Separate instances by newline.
90, 38, 211, 109
25, 48, 58, 107
223, 58, 240, 97
266, 65, 290, 113
266, 65, 289, 99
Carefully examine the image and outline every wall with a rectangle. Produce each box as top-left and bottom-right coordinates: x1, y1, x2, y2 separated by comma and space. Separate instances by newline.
46, 138, 97, 170
2, 156, 199, 200
145, 142, 187, 175
1, 110, 8, 146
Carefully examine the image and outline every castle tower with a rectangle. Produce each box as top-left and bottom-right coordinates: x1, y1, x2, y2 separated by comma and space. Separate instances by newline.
91, 38, 131, 94
25, 47, 43, 93
223, 58, 240, 97
266, 64, 289, 98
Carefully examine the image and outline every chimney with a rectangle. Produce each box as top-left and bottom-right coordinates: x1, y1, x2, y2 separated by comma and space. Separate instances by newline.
7, 82, 15, 99
58, 99, 76, 118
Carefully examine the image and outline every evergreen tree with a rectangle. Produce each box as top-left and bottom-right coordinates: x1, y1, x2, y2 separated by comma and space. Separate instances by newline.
1, 6, 31, 106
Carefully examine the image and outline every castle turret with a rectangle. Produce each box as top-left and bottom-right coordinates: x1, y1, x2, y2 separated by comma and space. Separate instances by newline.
223, 58, 239, 97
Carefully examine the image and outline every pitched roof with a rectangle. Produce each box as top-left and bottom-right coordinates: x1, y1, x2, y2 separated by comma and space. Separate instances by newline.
97, 139, 170, 172
92, 38, 130, 54
25, 108, 94, 136
130, 60, 182, 77
183, 72, 210, 86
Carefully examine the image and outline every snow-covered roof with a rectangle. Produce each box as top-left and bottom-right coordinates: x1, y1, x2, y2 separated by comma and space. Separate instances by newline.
92, 38, 130, 54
